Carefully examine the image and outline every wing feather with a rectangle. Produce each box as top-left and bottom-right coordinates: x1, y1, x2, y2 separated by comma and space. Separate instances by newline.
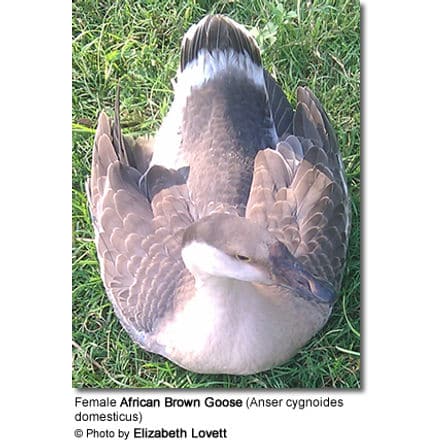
247, 87, 350, 288
87, 102, 194, 353
263, 69, 294, 138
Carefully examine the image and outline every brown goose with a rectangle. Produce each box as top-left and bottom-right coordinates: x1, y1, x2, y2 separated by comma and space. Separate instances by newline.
87, 15, 350, 375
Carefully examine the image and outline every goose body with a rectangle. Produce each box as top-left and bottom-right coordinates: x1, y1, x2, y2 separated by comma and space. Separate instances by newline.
87, 15, 350, 375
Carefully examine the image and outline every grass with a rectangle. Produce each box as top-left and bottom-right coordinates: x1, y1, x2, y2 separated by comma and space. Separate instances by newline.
72, 0, 360, 388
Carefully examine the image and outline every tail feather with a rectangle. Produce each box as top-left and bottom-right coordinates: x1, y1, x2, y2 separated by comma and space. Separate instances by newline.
180, 14, 261, 71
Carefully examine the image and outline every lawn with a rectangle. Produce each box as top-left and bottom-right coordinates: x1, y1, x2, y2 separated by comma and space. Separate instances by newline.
72, 0, 360, 388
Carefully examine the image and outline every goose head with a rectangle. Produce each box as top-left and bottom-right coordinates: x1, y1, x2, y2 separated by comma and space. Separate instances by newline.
181, 214, 336, 304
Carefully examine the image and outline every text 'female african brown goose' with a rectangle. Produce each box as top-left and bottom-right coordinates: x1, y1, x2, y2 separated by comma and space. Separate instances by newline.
87, 15, 351, 375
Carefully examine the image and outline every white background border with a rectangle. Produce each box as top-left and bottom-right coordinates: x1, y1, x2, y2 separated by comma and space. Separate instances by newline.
2, 1, 439, 438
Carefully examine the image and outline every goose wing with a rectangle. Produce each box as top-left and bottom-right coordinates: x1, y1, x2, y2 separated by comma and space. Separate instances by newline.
87, 101, 194, 354
246, 87, 351, 289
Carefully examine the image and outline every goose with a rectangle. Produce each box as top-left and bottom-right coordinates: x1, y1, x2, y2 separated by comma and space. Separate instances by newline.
87, 15, 351, 375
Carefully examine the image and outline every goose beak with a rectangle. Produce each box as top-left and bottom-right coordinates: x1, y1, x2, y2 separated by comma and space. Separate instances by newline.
268, 243, 337, 304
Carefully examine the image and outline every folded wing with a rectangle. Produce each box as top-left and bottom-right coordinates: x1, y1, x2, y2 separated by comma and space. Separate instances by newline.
246, 87, 351, 289
86, 102, 194, 353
